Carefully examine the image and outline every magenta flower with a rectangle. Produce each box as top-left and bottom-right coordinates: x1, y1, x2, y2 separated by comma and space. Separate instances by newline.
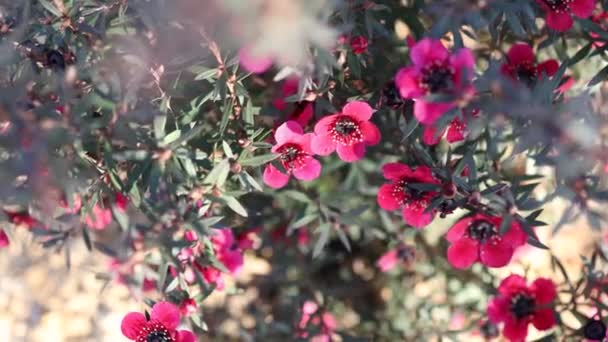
0, 229, 9, 248
84, 204, 113, 230
488, 275, 557, 341
395, 38, 475, 125
350, 35, 369, 54
311, 101, 381, 162
297, 300, 337, 342
536, 0, 595, 32
422, 117, 467, 146
121, 301, 196, 342
238, 46, 273, 74
376, 244, 416, 272
263, 121, 322, 189
376, 162, 440, 228
210, 229, 245, 274
446, 213, 528, 269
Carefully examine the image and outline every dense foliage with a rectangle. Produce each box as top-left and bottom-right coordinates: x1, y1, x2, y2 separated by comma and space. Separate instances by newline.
5, 0, 608, 341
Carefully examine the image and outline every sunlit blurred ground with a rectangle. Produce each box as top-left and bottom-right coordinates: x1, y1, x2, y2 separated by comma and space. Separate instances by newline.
0, 195, 601, 341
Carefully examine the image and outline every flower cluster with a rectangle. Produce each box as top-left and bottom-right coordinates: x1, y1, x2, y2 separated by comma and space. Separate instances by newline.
263, 100, 380, 188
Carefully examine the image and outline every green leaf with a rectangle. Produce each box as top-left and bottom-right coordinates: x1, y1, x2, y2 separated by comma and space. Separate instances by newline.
222, 195, 248, 217
39, 0, 62, 16
239, 153, 279, 167
589, 64, 608, 87
154, 115, 167, 139
288, 213, 319, 230
313, 223, 331, 258
203, 159, 230, 186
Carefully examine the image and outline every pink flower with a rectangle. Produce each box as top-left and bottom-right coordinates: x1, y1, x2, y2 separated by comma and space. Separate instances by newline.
395, 38, 475, 125
211, 229, 244, 274
0, 229, 9, 248
84, 204, 113, 230
591, 11, 608, 48
446, 213, 528, 269
4, 210, 40, 229
376, 244, 416, 272
311, 101, 381, 162
377, 162, 440, 228
422, 117, 467, 146
536, 0, 595, 32
273, 79, 314, 128
487, 275, 557, 342
179, 298, 198, 317
297, 300, 337, 341
115, 192, 129, 211
120, 301, 196, 342
238, 46, 273, 74
263, 121, 322, 189
350, 35, 369, 54
501, 43, 559, 87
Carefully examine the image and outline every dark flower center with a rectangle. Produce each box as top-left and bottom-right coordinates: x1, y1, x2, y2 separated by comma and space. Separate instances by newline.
277, 143, 306, 170
479, 320, 499, 339
515, 64, 538, 87
330, 116, 362, 146
466, 219, 497, 242
543, 0, 572, 12
421, 63, 454, 93
399, 179, 425, 199
136, 322, 175, 342
510, 293, 536, 319
583, 319, 607, 340
381, 81, 405, 108
397, 244, 416, 261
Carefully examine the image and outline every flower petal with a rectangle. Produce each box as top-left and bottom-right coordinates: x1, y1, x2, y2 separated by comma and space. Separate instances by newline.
570, 0, 595, 18
376, 249, 399, 272
275, 121, 304, 145
503, 316, 530, 342
502, 220, 528, 247
0, 229, 9, 248
531, 277, 557, 305
447, 237, 479, 269
537, 60, 559, 78
176, 330, 197, 342
414, 100, 453, 125
479, 237, 514, 268
314, 114, 338, 135
487, 296, 510, 324
446, 217, 474, 243
422, 125, 444, 146
498, 274, 527, 297
151, 301, 181, 330
410, 38, 449, 67
263, 164, 290, 189
401, 201, 434, 228
220, 250, 244, 274
381, 162, 412, 180
377, 183, 404, 210
546, 10, 574, 32
342, 101, 374, 121
293, 157, 322, 181
311, 133, 337, 156
450, 48, 475, 71
360, 121, 381, 145
446, 118, 466, 143
121, 312, 147, 340
336, 143, 365, 162
532, 309, 556, 331
395, 67, 425, 99
238, 47, 273, 74
506, 43, 535, 65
